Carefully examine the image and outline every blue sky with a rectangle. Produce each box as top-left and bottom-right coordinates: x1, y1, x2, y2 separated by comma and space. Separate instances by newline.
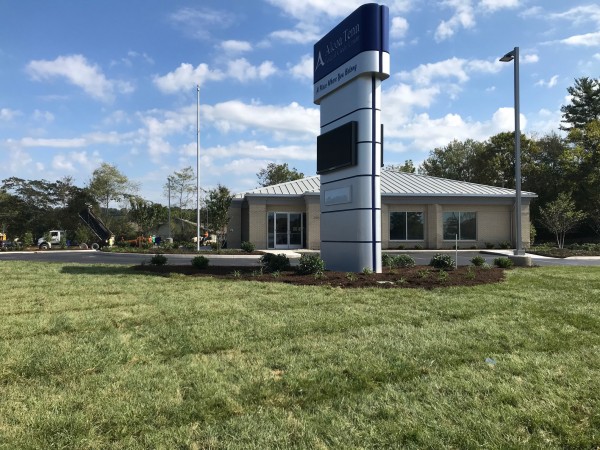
1, 0, 599, 204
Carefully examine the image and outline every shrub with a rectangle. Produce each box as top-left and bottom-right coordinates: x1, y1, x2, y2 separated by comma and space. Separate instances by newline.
296, 253, 325, 275
414, 244, 424, 250
438, 269, 449, 282
191, 255, 210, 269
240, 241, 255, 253
22, 231, 34, 247
499, 241, 511, 249
150, 253, 168, 266
362, 267, 374, 275
465, 265, 476, 280
470, 255, 486, 267
260, 253, 290, 272
429, 253, 455, 270
394, 254, 415, 268
382, 253, 395, 269
493, 257, 513, 268
485, 242, 494, 249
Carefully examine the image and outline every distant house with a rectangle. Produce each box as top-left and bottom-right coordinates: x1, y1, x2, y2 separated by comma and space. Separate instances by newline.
227, 170, 536, 250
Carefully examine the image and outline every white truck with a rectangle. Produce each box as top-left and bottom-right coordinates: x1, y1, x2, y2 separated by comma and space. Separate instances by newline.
37, 208, 115, 250
37, 230, 67, 250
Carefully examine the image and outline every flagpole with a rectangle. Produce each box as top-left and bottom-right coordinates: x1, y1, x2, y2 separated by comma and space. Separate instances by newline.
196, 84, 201, 252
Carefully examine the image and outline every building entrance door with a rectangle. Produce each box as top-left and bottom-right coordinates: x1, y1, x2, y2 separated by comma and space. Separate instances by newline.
268, 212, 303, 249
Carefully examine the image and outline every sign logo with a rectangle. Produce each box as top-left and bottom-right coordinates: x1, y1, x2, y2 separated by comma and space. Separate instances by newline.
314, 51, 325, 73
313, 3, 388, 84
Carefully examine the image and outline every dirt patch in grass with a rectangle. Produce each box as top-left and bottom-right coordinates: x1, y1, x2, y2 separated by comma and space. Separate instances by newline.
133, 264, 505, 289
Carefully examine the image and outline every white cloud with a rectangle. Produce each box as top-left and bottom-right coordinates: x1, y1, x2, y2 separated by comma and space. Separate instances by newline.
400, 57, 502, 86
26, 54, 132, 102
226, 58, 277, 82
20, 137, 87, 148
382, 83, 441, 127
558, 31, 600, 47
550, 4, 600, 26
153, 63, 224, 93
268, 23, 321, 45
491, 107, 527, 131
0, 108, 20, 121
33, 109, 54, 123
265, 0, 410, 22
199, 140, 315, 161
435, 0, 521, 41
51, 151, 99, 172
265, 1, 411, 45
154, 59, 278, 93
384, 107, 527, 155
479, 0, 520, 13
529, 108, 563, 135
4, 144, 33, 172
521, 54, 539, 64
435, 0, 475, 42
401, 58, 468, 85
220, 40, 252, 54
169, 7, 235, 40
203, 100, 318, 138
535, 75, 559, 88
391, 16, 409, 39
289, 54, 313, 81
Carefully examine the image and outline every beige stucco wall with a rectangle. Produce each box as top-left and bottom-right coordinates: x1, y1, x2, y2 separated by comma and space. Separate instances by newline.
305, 195, 321, 250
230, 194, 532, 250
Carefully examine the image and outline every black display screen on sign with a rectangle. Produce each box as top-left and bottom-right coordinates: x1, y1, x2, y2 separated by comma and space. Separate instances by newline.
317, 121, 357, 174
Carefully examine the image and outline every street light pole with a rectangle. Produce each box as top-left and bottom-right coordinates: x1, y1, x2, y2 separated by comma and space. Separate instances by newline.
500, 46, 524, 255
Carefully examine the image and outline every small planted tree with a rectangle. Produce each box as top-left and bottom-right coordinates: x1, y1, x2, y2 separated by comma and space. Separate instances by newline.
538, 192, 587, 249
206, 185, 233, 253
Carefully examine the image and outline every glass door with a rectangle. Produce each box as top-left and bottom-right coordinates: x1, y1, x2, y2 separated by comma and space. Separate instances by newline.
268, 212, 304, 249
275, 213, 289, 248
289, 213, 302, 246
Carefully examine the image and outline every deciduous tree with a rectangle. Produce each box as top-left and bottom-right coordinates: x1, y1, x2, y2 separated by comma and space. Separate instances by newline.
257, 163, 304, 187
88, 163, 137, 215
206, 184, 233, 252
385, 160, 415, 173
538, 192, 587, 248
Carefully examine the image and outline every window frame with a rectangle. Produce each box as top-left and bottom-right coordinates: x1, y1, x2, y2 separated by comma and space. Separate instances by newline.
443, 211, 477, 241
389, 211, 425, 241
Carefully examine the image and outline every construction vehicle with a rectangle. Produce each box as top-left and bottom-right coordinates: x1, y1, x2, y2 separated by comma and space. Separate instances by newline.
0, 232, 8, 248
37, 208, 115, 250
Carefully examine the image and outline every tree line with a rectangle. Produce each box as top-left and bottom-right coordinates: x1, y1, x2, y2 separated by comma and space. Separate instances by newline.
0, 163, 234, 245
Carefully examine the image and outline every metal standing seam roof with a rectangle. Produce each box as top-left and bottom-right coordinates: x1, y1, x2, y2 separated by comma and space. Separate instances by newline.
234, 170, 537, 198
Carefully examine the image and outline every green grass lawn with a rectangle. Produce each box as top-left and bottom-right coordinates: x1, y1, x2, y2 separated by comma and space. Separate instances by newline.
0, 262, 599, 449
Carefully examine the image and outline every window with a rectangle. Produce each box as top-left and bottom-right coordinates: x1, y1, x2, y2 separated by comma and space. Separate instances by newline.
443, 212, 476, 240
390, 212, 424, 240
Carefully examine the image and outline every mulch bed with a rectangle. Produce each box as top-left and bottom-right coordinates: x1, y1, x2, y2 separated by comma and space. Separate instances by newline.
133, 264, 506, 289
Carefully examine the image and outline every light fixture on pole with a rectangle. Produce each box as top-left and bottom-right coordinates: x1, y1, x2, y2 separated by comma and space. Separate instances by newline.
196, 84, 201, 252
499, 46, 524, 256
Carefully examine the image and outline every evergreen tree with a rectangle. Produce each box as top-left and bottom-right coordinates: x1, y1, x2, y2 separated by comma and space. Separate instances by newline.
560, 77, 600, 130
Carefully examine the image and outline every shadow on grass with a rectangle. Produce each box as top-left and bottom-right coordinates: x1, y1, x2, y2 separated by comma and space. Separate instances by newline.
60, 265, 162, 277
